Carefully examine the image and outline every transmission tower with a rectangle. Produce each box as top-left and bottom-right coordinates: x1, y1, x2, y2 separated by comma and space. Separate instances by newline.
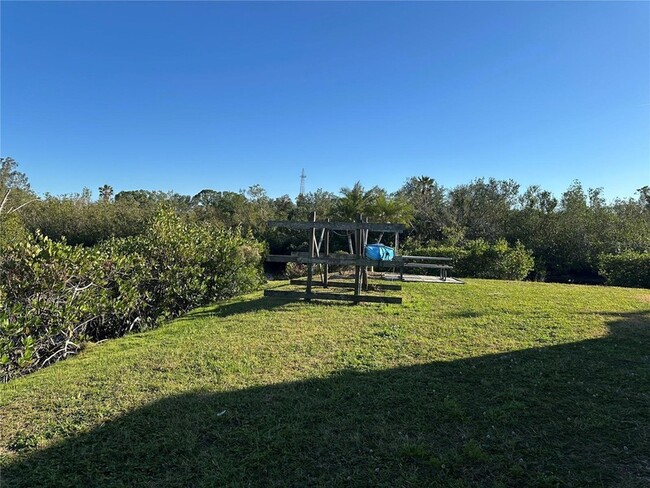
299, 168, 306, 196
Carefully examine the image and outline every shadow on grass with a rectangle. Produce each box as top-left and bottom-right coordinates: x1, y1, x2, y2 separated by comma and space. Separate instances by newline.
183, 290, 359, 321
3, 312, 649, 487
182, 296, 293, 320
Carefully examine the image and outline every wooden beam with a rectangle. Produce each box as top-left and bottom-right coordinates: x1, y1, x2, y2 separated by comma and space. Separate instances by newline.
362, 216, 369, 291
306, 211, 316, 300
354, 214, 362, 300
403, 263, 453, 269
324, 220, 330, 287
290, 279, 402, 291
264, 289, 402, 304
401, 255, 453, 262
267, 254, 403, 267
268, 221, 406, 232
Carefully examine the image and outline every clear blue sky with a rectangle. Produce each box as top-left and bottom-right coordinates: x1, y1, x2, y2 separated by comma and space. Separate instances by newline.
1, 1, 648, 200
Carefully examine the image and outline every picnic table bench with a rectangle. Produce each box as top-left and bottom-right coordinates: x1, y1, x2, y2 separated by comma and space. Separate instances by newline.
398, 255, 453, 281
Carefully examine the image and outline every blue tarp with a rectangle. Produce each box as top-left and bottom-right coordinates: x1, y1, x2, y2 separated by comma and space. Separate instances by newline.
365, 243, 395, 261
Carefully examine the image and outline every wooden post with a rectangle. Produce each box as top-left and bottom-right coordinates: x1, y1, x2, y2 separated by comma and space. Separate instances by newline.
362, 217, 369, 291
353, 214, 362, 302
306, 211, 316, 301
316, 227, 322, 282
324, 218, 330, 288
393, 231, 400, 275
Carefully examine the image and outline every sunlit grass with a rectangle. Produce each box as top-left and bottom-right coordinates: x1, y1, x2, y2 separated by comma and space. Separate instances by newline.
1, 280, 649, 487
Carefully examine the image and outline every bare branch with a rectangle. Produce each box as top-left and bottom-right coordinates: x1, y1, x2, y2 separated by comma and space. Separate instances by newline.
0, 188, 11, 214
7, 198, 38, 214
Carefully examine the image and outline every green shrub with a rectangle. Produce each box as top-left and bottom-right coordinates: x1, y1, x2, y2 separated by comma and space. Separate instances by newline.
599, 251, 650, 289
284, 262, 307, 279
477, 239, 535, 281
0, 209, 264, 380
0, 214, 30, 249
22, 197, 155, 246
405, 239, 534, 280
103, 209, 264, 322
0, 235, 115, 378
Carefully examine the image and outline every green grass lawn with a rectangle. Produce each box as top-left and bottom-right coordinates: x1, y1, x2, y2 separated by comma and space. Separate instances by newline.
1, 280, 649, 487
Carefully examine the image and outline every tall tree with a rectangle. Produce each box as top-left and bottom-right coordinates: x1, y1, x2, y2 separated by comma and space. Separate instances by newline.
448, 178, 520, 242
294, 189, 337, 221
637, 186, 650, 210
0, 157, 35, 216
98, 184, 114, 203
335, 182, 378, 220
397, 176, 448, 243
335, 182, 379, 253
413, 175, 435, 195
506, 185, 559, 278
372, 192, 413, 243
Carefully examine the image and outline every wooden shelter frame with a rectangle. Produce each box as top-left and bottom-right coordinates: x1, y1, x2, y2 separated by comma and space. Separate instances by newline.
264, 213, 406, 304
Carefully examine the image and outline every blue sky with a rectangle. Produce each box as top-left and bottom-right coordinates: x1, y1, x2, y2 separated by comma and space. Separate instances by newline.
1, 1, 648, 200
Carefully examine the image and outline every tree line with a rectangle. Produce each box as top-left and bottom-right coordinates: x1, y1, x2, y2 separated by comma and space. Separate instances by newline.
2, 157, 649, 285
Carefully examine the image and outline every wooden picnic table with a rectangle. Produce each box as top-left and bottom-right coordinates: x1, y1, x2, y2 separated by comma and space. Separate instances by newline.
398, 256, 453, 281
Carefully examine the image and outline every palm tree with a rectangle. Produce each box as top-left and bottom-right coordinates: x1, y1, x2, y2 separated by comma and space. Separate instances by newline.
373, 193, 413, 243
415, 175, 435, 195
335, 182, 377, 253
98, 184, 114, 203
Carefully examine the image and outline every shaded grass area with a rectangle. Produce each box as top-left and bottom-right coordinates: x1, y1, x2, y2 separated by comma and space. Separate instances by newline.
1, 280, 649, 487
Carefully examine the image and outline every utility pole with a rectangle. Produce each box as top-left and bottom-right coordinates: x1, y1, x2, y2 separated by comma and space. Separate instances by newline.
299, 168, 306, 196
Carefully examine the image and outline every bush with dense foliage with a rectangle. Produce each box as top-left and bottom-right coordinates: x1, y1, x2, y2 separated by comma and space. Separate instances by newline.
22, 195, 156, 246
0, 210, 264, 381
5, 158, 650, 284
598, 251, 650, 289
0, 215, 30, 249
406, 239, 534, 280
284, 262, 308, 279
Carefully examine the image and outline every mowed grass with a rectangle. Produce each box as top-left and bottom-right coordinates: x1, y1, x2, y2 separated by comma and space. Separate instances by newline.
1, 280, 649, 487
